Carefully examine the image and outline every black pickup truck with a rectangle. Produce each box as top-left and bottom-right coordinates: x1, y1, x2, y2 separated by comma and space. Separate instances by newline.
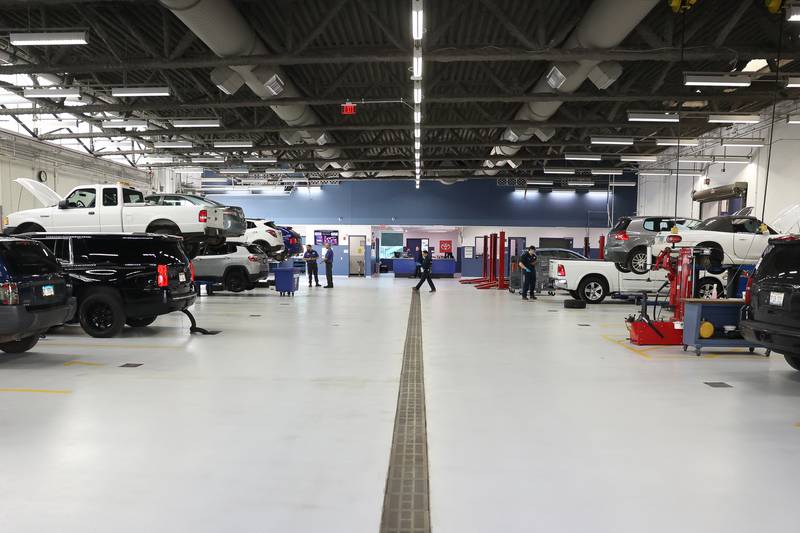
0, 237, 76, 353
741, 236, 800, 370
24, 233, 196, 338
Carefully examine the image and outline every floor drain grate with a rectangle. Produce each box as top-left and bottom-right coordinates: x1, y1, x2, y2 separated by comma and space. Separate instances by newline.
704, 381, 733, 388
578, 323, 591, 326
119, 363, 142, 368
249, 314, 262, 317
379, 291, 431, 533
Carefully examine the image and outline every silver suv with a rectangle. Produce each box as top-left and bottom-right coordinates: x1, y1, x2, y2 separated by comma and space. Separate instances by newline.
192, 242, 268, 293
605, 216, 700, 274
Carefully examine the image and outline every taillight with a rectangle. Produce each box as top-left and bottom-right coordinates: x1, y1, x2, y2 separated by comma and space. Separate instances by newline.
157, 264, 169, 288
557, 264, 566, 277
198, 209, 208, 223
289, 237, 297, 245
772, 235, 800, 241
666, 234, 682, 244
189, 261, 195, 282
0, 282, 19, 305
248, 255, 259, 262
744, 274, 754, 305
611, 231, 628, 241
266, 230, 278, 237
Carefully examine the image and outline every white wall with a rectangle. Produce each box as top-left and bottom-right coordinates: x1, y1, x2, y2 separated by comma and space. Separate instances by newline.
461, 225, 608, 251
0, 131, 149, 224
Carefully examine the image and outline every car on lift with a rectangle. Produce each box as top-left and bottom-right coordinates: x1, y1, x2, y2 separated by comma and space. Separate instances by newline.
143, 193, 246, 242
4, 180, 245, 257
23, 233, 196, 338
234, 219, 285, 259
605, 216, 701, 274
270, 222, 303, 259
741, 236, 800, 371
192, 242, 269, 293
0, 237, 77, 353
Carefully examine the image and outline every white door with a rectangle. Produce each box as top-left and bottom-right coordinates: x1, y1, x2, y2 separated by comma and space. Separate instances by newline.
732, 218, 770, 261
98, 187, 123, 232
54, 188, 100, 232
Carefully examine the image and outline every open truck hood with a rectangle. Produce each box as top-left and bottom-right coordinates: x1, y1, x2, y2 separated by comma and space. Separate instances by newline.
769, 202, 800, 235
14, 178, 63, 207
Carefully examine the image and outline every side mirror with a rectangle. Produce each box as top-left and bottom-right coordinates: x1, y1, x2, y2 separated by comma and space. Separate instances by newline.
58, 200, 68, 209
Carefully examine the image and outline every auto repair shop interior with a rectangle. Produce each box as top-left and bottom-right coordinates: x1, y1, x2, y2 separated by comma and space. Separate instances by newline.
2, 1, 800, 532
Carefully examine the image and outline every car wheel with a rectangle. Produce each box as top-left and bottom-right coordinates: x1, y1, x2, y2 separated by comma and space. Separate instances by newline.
0, 335, 40, 354
79, 288, 126, 338
614, 263, 631, 273
125, 316, 158, 328
253, 240, 271, 254
225, 269, 248, 292
568, 290, 582, 300
578, 276, 608, 303
697, 242, 724, 270
627, 247, 649, 274
696, 277, 724, 299
784, 353, 800, 371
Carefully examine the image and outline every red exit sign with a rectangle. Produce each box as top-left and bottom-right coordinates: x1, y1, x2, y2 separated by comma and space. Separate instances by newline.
340, 102, 357, 115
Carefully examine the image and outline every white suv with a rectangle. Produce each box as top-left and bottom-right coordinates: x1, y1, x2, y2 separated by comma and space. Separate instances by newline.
235, 219, 285, 259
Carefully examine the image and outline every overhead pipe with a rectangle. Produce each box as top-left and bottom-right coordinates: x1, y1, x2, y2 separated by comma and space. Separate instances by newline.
159, 0, 348, 173
484, 0, 659, 174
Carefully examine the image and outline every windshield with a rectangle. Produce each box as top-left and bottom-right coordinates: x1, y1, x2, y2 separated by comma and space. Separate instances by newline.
756, 242, 800, 282
694, 217, 733, 232
186, 195, 224, 207
0, 240, 60, 278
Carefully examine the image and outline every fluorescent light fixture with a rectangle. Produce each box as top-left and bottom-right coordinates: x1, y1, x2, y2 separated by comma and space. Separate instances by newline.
153, 141, 193, 148
23, 87, 80, 98
551, 189, 576, 193
713, 156, 750, 164
787, 114, 800, 124
565, 152, 602, 161
674, 172, 704, 177
102, 119, 147, 128
609, 181, 637, 187
172, 118, 221, 128
414, 85, 422, 104
567, 181, 594, 187
787, 5, 800, 21
111, 87, 170, 97
639, 171, 670, 176
414, 109, 421, 124
219, 167, 250, 174
620, 154, 658, 162
721, 138, 765, 147
656, 138, 699, 146
786, 77, 800, 88
201, 177, 230, 183
526, 180, 553, 186
414, 140, 421, 150
412, 48, 422, 79
414, 127, 421, 138
257, 168, 295, 175
415, 180, 421, 190
708, 114, 760, 124
10, 31, 87, 46
590, 169, 624, 175
627, 112, 679, 122
543, 168, 575, 175
591, 136, 633, 145
679, 155, 714, 163
213, 140, 253, 148
192, 157, 226, 163
243, 157, 278, 163
684, 73, 751, 87
411, 0, 423, 40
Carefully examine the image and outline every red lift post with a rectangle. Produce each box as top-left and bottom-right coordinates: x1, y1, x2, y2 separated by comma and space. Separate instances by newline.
460, 235, 489, 284
496, 231, 508, 290
476, 233, 499, 289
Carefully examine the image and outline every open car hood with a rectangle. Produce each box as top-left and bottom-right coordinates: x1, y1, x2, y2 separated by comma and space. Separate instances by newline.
769, 202, 800, 235
14, 178, 63, 207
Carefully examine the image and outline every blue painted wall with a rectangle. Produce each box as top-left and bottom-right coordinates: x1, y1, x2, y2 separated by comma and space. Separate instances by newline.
208, 180, 636, 228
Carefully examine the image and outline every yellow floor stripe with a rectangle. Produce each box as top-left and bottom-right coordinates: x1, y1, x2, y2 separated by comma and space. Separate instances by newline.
0, 388, 71, 394
600, 334, 651, 359
42, 342, 183, 350
63, 360, 105, 367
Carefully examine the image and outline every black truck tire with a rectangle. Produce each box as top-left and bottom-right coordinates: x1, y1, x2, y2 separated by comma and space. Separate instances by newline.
0, 335, 40, 354
79, 287, 126, 338
784, 353, 800, 372
578, 275, 608, 303
564, 299, 587, 309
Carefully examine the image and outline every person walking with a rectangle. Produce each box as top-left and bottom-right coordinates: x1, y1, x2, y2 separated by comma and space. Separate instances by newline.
518, 245, 537, 300
413, 249, 436, 292
303, 244, 321, 287
323, 242, 334, 288
413, 246, 422, 278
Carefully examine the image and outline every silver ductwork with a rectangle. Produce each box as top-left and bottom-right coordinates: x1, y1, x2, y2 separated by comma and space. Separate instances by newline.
160, 0, 344, 169
485, 0, 659, 173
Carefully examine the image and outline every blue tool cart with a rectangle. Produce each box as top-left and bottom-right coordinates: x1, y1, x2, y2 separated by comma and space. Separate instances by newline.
682, 298, 769, 356
274, 267, 299, 297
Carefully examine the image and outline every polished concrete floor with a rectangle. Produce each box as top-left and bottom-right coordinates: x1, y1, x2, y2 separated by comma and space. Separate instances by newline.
1, 277, 799, 532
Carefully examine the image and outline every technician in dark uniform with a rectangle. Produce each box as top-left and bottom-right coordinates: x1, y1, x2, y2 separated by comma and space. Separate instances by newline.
323, 242, 334, 288
413, 250, 436, 292
518, 245, 537, 300
303, 244, 321, 287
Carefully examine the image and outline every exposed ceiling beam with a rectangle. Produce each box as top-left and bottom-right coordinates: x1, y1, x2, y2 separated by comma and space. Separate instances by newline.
1, 46, 795, 75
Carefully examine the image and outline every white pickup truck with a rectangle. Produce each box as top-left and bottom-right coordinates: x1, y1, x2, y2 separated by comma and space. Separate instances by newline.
2, 179, 245, 254
548, 258, 725, 303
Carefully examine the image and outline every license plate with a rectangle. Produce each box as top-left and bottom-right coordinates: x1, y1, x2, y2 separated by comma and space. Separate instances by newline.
769, 291, 785, 306
178, 272, 187, 282
42, 285, 55, 297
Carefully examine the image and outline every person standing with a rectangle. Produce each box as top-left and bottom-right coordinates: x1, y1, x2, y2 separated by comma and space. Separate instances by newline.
518, 245, 537, 300
413, 250, 436, 292
323, 242, 334, 288
303, 244, 321, 287
413, 246, 422, 278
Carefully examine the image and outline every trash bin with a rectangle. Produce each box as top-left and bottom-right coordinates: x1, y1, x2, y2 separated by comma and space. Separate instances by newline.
274, 267, 299, 296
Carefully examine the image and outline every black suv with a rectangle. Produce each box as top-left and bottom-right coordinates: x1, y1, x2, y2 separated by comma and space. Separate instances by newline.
0, 237, 76, 353
24, 233, 196, 338
741, 236, 800, 370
